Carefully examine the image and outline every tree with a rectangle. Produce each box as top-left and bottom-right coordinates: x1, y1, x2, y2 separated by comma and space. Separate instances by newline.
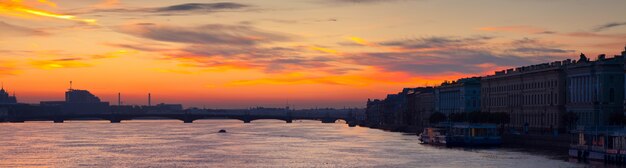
429, 112, 446, 124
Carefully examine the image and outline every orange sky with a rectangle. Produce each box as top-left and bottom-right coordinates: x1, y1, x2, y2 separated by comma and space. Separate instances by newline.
1, 0, 625, 108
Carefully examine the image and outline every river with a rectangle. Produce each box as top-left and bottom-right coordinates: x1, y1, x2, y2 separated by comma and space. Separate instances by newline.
0, 120, 586, 167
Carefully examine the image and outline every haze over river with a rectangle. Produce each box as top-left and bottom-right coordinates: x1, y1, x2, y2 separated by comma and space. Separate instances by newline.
0, 120, 585, 167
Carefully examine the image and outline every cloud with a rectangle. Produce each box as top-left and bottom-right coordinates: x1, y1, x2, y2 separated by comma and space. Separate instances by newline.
344, 36, 569, 76
506, 38, 575, 55
30, 58, 91, 70
478, 26, 555, 35
0, 21, 47, 37
562, 32, 626, 39
509, 47, 574, 54
0, 62, 19, 76
154, 3, 249, 13
593, 22, 626, 32
113, 23, 348, 73
117, 23, 289, 46
88, 2, 251, 15
0, 0, 96, 24
347, 49, 543, 75
380, 36, 493, 50
329, 0, 405, 3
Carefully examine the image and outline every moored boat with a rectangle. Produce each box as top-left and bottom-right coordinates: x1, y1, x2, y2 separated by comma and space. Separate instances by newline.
419, 127, 447, 145
569, 127, 626, 163
446, 123, 501, 147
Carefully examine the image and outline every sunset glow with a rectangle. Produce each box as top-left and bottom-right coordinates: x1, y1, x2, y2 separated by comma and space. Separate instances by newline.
1, 0, 625, 108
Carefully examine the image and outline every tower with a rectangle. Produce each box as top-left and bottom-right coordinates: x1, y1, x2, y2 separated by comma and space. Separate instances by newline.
118, 92, 121, 106
148, 93, 151, 106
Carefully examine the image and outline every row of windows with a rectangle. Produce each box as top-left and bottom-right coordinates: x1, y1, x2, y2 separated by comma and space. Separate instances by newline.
483, 93, 560, 107
482, 80, 560, 93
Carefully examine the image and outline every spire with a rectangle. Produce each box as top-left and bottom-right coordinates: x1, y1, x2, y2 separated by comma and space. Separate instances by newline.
69, 81, 73, 90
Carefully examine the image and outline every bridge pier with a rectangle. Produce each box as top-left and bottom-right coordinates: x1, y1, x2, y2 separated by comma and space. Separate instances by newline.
183, 119, 193, 123
53, 119, 64, 123
110, 119, 121, 123
243, 119, 251, 123
286, 119, 293, 123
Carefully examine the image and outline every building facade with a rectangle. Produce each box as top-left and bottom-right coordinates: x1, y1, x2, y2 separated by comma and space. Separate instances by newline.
481, 61, 567, 131
42, 89, 110, 114
565, 54, 624, 127
414, 87, 435, 129
0, 87, 17, 105
435, 77, 481, 115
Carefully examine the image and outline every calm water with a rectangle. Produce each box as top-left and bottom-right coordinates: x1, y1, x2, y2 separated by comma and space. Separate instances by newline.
0, 120, 584, 168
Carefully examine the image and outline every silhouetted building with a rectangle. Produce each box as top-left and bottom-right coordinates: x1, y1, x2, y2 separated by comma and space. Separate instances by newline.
403, 87, 435, 127
481, 60, 567, 131
0, 86, 17, 105
435, 77, 481, 115
366, 99, 384, 125
414, 87, 435, 129
41, 88, 109, 114
565, 53, 624, 127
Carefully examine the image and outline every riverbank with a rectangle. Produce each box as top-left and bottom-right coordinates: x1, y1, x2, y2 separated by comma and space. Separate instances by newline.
359, 123, 571, 152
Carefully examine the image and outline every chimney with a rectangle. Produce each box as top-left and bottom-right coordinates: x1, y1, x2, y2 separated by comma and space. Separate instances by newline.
148, 93, 151, 106
118, 92, 121, 106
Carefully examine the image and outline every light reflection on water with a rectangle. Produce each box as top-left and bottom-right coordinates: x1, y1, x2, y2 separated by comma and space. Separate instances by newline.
0, 120, 585, 167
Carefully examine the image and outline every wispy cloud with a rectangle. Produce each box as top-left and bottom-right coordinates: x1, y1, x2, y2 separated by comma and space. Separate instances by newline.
328, 0, 407, 4
593, 22, 626, 32
478, 26, 555, 34
86, 2, 251, 16
117, 23, 289, 46
380, 36, 493, 50
0, 21, 47, 37
30, 58, 91, 70
344, 36, 570, 76
0, 0, 96, 24
0, 62, 19, 76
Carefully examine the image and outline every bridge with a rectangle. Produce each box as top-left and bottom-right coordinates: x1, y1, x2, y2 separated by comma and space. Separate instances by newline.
0, 109, 360, 126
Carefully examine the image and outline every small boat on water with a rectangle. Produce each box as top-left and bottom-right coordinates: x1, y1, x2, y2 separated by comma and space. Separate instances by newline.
419, 123, 501, 147
419, 127, 447, 145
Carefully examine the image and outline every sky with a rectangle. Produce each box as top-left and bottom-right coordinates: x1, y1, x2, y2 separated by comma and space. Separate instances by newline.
0, 0, 625, 109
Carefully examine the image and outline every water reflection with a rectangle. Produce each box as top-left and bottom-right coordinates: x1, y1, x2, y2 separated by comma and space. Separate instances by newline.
0, 120, 585, 167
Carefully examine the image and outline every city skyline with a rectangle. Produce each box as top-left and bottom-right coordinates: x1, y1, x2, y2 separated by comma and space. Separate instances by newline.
1, 0, 626, 108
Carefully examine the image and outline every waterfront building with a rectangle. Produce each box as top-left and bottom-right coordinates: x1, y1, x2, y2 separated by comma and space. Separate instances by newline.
383, 91, 407, 125
42, 88, 110, 114
481, 60, 567, 131
435, 77, 481, 115
413, 87, 435, 128
565, 53, 624, 127
365, 99, 384, 125
366, 87, 436, 128
403, 87, 435, 127
0, 86, 17, 105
